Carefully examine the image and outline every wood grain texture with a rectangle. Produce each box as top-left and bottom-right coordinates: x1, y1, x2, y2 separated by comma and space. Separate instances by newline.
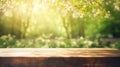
0, 48, 120, 67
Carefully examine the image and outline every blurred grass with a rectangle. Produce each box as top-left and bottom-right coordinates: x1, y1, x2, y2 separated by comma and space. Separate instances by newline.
0, 34, 119, 49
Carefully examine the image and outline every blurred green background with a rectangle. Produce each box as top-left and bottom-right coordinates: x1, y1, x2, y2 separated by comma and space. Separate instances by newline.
0, 0, 120, 48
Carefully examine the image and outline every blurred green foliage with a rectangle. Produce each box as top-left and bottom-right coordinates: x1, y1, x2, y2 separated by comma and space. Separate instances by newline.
115, 40, 120, 49
0, 34, 119, 49
0, 0, 120, 48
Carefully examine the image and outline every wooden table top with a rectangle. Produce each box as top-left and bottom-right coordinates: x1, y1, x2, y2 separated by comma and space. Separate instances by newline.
0, 48, 120, 57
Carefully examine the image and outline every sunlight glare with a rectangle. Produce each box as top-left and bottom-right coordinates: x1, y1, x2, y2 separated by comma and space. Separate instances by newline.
33, 3, 42, 13
21, 3, 27, 13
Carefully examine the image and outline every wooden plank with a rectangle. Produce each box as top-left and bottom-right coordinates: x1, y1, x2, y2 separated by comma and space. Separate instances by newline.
0, 48, 120, 67
0, 48, 119, 57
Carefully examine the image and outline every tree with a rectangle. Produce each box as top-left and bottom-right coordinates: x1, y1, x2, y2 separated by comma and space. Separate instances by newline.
100, 0, 120, 38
